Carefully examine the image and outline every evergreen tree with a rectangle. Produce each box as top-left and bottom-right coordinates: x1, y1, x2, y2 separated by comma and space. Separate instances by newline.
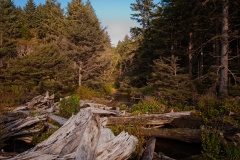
130, 0, 155, 33
35, 0, 64, 43
0, 0, 19, 59
23, 0, 36, 29
65, 0, 112, 88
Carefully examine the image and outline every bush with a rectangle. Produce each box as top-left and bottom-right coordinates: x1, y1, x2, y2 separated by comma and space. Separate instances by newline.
139, 86, 154, 95
75, 85, 99, 100
131, 96, 166, 114
201, 126, 221, 160
198, 94, 220, 120
58, 95, 80, 118
224, 142, 240, 160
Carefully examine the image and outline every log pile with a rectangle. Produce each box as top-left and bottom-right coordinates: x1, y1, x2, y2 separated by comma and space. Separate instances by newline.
1, 92, 240, 160
0, 93, 138, 160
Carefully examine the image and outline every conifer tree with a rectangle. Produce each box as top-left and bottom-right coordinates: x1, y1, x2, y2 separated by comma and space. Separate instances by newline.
23, 0, 36, 29
35, 0, 64, 43
130, 0, 155, 33
0, 0, 19, 59
65, 0, 112, 88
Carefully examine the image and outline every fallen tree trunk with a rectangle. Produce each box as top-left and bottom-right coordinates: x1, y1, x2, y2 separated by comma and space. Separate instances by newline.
9, 108, 138, 160
107, 111, 193, 126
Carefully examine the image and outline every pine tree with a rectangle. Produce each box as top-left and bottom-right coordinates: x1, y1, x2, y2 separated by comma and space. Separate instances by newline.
0, 0, 19, 59
23, 0, 36, 29
130, 0, 155, 33
149, 55, 191, 100
65, 0, 112, 88
35, 0, 64, 43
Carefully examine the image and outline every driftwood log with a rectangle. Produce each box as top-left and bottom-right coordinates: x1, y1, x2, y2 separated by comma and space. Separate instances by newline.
9, 108, 138, 160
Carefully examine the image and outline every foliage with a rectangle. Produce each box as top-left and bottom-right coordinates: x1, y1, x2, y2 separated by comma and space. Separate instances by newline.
58, 95, 80, 119
201, 126, 221, 160
0, 44, 76, 99
102, 83, 116, 95
139, 86, 154, 95
224, 142, 240, 160
0, 85, 25, 110
131, 96, 166, 114
198, 94, 220, 120
32, 129, 57, 145
75, 85, 99, 100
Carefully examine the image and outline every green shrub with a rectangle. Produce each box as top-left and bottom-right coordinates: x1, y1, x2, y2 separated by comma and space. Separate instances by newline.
103, 83, 116, 95
32, 129, 56, 145
131, 96, 166, 114
224, 142, 240, 160
58, 95, 80, 118
139, 86, 154, 95
75, 85, 98, 100
201, 126, 221, 160
198, 94, 220, 120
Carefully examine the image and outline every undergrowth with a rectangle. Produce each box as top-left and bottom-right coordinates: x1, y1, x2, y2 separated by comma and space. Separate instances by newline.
58, 95, 80, 118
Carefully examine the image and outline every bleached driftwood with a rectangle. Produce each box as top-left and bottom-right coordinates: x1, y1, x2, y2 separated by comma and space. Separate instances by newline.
9, 108, 138, 160
1, 115, 47, 143
48, 114, 67, 126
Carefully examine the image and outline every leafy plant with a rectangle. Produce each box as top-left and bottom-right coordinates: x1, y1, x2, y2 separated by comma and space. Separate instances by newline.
58, 95, 80, 118
198, 94, 220, 121
131, 96, 166, 114
201, 126, 221, 160
224, 141, 240, 160
32, 129, 57, 145
75, 85, 98, 100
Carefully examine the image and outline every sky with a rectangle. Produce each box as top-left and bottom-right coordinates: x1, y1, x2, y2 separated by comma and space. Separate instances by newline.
14, 0, 158, 46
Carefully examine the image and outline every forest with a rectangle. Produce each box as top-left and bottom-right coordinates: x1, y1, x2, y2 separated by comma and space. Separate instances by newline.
1, 0, 240, 159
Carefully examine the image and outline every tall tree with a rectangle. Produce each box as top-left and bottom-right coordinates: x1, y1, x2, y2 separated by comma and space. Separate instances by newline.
23, 0, 36, 29
35, 0, 64, 43
219, 0, 229, 96
65, 0, 112, 88
0, 0, 19, 59
130, 0, 155, 34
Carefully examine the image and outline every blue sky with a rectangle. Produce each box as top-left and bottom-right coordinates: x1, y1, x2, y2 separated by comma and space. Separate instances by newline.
14, 0, 159, 46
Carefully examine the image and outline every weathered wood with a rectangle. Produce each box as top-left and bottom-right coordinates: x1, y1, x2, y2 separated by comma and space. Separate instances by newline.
142, 137, 156, 160
9, 108, 138, 160
96, 131, 138, 160
48, 114, 67, 126
107, 111, 193, 126
88, 107, 117, 116
1, 115, 47, 143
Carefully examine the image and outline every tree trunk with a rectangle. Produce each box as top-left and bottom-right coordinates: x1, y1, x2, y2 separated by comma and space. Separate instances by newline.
219, 0, 229, 97
189, 32, 193, 77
